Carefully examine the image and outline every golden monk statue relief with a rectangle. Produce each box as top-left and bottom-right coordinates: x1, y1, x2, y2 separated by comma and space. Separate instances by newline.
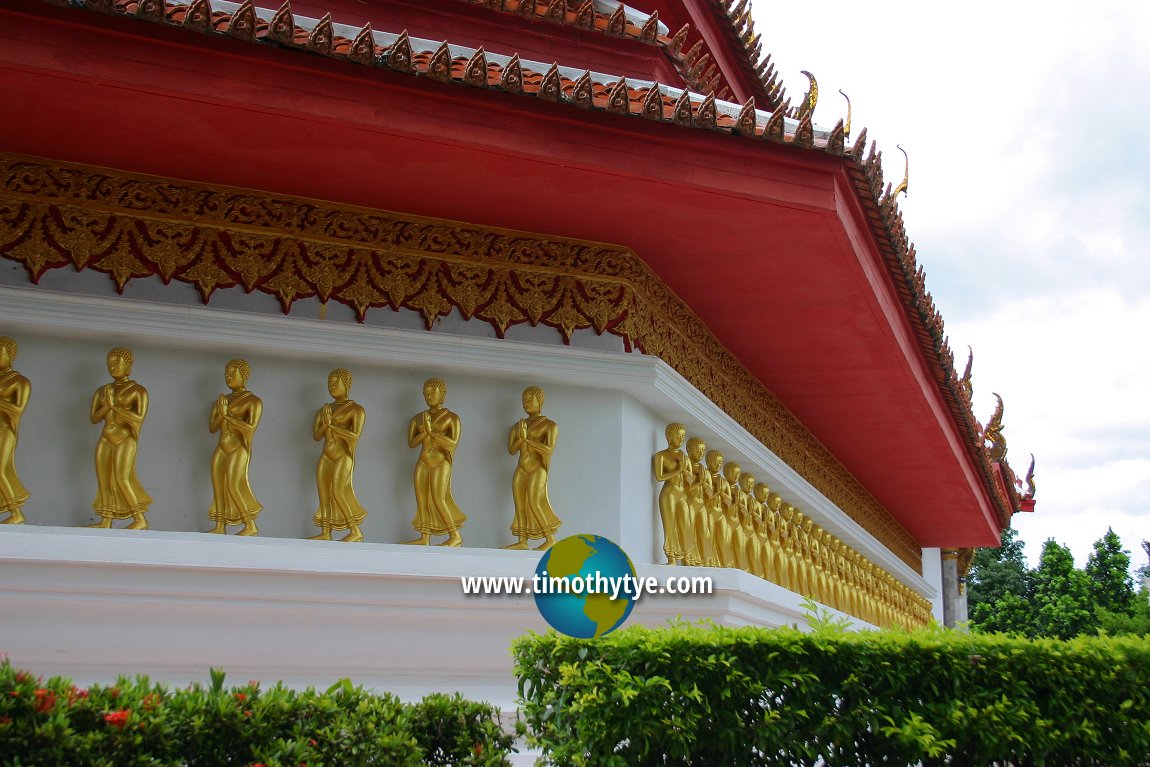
653, 422, 691, 565
403, 378, 465, 547
503, 386, 561, 551
89, 347, 152, 529
684, 437, 711, 567
207, 359, 263, 536
310, 368, 367, 542
0, 337, 30, 524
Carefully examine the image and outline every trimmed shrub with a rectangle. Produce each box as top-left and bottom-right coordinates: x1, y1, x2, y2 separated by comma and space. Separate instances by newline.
0, 661, 514, 767
513, 622, 1150, 767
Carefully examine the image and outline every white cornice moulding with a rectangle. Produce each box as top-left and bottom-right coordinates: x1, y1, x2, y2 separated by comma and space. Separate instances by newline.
0, 285, 933, 596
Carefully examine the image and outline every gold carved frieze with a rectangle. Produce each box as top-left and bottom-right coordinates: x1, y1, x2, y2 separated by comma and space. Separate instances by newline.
0, 154, 922, 570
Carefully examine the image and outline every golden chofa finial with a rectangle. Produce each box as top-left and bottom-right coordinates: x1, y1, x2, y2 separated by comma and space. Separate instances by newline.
1023, 454, 1036, 500
959, 346, 973, 402
983, 392, 1007, 462
893, 144, 909, 198
838, 89, 851, 138
798, 69, 818, 118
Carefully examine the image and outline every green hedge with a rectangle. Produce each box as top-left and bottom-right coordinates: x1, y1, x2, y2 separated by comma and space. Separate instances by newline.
0, 661, 514, 767
513, 622, 1150, 767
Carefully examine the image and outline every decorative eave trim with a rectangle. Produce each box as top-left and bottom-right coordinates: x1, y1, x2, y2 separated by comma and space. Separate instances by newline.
447, 0, 784, 107
0, 153, 924, 571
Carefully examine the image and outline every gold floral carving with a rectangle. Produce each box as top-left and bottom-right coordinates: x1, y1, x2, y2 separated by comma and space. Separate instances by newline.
0, 154, 922, 570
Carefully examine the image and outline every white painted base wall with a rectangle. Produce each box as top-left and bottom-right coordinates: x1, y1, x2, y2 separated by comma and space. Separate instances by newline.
0, 525, 832, 707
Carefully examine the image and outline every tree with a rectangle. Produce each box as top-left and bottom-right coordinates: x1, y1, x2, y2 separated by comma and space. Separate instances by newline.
1085, 527, 1135, 615
966, 526, 1030, 615
1031, 539, 1097, 639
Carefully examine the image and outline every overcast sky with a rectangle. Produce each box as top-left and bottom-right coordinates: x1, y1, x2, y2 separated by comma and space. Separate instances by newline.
750, 0, 1150, 573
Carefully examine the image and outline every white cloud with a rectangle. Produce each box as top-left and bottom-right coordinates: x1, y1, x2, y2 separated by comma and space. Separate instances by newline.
751, 0, 1150, 570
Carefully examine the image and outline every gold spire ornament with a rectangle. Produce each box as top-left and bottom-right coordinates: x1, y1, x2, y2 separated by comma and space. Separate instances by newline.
89, 347, 152, 529
653, 423, 692, 565
403, 378, 466, 546
310, 368, 367, 542
207, 359, 263, 536
0, 337, 30, 524
503, 386, 561, 551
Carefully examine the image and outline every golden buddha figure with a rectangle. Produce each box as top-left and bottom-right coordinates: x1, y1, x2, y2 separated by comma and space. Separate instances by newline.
89, 347, 152, 530
403, 378, 466, 547
653, 423, 692, 565
783, 505, 803, 594
738, 474, 760, 577
754, 483, 774, 583
722, 462, 744, 570
704, 450, 728, 567
207, 359, 263, 536
766, 492, 787, 588
310, 368, 367, 542
503, 386, 561, 551
684, 437, 712, 567
0, 337, 30, 525
788, 509, 807, 597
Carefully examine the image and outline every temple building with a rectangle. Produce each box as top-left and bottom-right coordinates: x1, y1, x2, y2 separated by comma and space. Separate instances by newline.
0, 0, 1030, 718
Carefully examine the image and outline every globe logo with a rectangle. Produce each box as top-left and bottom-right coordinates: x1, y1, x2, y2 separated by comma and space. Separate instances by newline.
533, 534, 637, 638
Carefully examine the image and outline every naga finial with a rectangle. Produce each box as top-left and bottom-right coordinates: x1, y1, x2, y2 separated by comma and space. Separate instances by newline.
798, 70, 818, 118
984, 392, 1007, 462
893, 144, 909, 198
838, 89, 851, 138
1023, 454, 1035, 500
959, 346, 973, 402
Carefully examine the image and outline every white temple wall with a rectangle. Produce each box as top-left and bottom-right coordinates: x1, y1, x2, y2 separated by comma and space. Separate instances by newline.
2, 322, 646, 552
0, 280, 936, 595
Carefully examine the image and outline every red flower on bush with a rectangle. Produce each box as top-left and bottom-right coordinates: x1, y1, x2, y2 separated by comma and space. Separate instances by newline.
68, 686, 89, 704
0, 715, 11, 725
142, 693, 161, 710
33, 689, 56, 713
104, 709, 131, 728
234, 692, 247, 703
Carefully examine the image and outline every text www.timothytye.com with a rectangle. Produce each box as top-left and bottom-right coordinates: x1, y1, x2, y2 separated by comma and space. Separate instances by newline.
460, 573, 713, 601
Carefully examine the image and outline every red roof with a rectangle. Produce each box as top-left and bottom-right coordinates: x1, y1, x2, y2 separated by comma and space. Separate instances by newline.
0, 0, 1019, 547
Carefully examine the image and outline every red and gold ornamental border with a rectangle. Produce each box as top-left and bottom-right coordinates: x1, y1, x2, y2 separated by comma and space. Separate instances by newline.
0, 153, 922, 570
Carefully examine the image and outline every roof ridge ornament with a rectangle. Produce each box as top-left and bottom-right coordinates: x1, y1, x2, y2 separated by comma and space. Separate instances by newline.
428, 41, 453, 82
695, 93, 718, 130
606, 78, 630, 115
606, 4, 627, 37
387, 30, 414, 73
824, 118, 845, 156
640, 84, 664, 120
268, 1, 294, 45
538, 63, 562, 102
764, 100, 789, 143
639, 11, 660, 44
574, 0, 594, 28
984, 393, 1007, 462
226, 0, 257, 42
668, 23, 690, 54
182, 0, 213, 34
464, 47, 488, 87
349, 24, 376, 66
892, 144, 909, 198
848, 127, 867, 162
734, 97, 757, 137
571, 71, 594, 109
1023, 454, 1036, 500
307, 13, 334, 56
500, 54, 524, 93
671, 90, 693, 126
544, 0, 564, 23
793, 70, 817, 120
838, 89, 851, 139
960, 346, 973, 402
